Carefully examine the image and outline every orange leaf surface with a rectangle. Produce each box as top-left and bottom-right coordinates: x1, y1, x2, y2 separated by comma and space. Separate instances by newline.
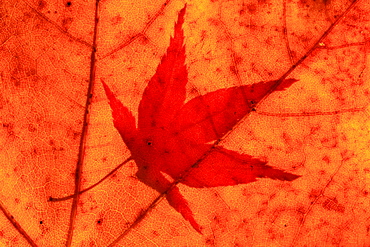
0, 0, 369, 246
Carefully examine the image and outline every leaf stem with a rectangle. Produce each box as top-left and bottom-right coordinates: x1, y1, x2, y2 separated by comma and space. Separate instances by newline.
49, 157, 133, 202
0, 199, 37, 247
256, 107, 366, 117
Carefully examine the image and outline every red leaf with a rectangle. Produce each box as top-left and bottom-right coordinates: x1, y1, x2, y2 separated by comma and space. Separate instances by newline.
102, 79, 137, 150
103, 4, 300, 233
171, 79, 298, 144
182, 147, 301, 188
138, 5, 187, 131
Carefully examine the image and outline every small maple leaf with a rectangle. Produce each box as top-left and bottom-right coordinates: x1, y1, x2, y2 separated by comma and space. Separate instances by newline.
102, 5, 300, 233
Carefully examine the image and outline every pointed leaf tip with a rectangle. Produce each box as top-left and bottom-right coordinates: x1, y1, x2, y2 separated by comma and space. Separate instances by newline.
101, 79, 113, 99
178, 4, 186, 23
166, 186, 203, 234
276, 78, 299, 91
101, 79, 137, 149
138, 3, 188, 130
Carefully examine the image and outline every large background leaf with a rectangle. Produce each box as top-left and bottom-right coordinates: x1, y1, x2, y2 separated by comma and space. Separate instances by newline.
0, 0, 369, 246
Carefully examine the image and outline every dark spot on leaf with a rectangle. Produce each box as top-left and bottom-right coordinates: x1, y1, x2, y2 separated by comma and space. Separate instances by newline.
319, 170, 326, 175
213, 215, 221, 224
62, 17, 73, 30
235, 56, 243, 65
38, 0, 47, 10
232, 176, 240, 183
191, 163, 199, 168
66, 1, 72, 7
97, 219, 102, 225
28, 124, 36, 132
73, 132, 80, 139
206, 238, 215, 245
230, 65, 237, 74
39, 221, 43, 224
247, 4, 257, 14
322, 197, 345, 213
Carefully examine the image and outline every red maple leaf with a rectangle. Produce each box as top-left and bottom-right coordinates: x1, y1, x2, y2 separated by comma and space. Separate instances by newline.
102, 5, 300, 234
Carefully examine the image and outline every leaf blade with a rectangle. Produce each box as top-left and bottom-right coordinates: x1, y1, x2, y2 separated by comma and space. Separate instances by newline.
138, 6, 188, 130
102, 80, 137, 149
183, 147, 301, 188
171, 79, 299, 144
